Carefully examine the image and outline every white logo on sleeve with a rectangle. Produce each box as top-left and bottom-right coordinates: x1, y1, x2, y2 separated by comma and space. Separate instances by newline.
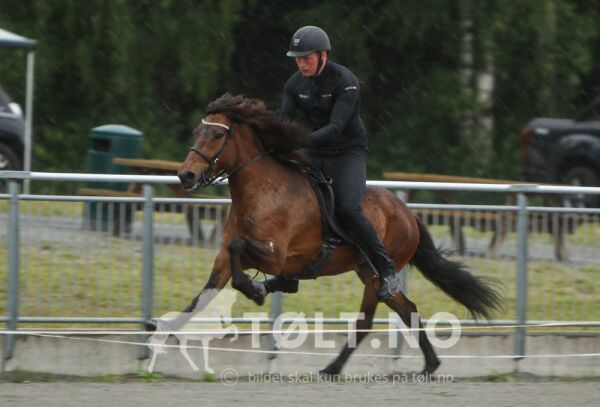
344, 85, 358, 91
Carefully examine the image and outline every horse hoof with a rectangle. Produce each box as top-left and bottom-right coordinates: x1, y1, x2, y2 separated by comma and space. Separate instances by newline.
252, 293, 265, 306
318, 366, 341, 381
144, 320, 158, 332
251, 281, 267, 306
420, 360, 441, 376
416, 365, 441, 381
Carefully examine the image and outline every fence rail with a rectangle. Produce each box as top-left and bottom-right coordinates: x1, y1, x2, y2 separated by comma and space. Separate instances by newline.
2, 171, 600, 362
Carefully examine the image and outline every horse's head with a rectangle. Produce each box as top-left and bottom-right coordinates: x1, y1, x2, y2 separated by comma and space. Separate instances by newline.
179, 93, 311, 190
178, 113, 237, 191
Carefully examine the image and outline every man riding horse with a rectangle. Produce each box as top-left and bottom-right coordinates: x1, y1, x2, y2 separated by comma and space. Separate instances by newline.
175, 29, 501, 376
267, 25, 402, 301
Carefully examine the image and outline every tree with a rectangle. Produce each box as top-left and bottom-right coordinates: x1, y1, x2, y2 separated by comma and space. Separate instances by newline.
1, 0, 599, 187
0, 0, 242, 176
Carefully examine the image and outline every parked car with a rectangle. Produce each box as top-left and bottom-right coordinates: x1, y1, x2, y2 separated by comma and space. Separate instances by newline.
520, 98, 600, 207
0, 85, 25, 191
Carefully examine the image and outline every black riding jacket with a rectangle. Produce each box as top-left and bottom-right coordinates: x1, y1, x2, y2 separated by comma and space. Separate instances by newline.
280, 61, 368, 154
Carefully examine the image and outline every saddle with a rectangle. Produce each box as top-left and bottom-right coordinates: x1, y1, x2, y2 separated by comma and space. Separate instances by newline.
279, 157, 356, 279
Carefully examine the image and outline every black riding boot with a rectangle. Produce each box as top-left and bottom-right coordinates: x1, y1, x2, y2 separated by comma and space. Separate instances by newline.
309, 151, 402, 301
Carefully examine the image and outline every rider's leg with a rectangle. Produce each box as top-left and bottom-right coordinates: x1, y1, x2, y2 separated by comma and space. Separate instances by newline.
316, 150, 402, 301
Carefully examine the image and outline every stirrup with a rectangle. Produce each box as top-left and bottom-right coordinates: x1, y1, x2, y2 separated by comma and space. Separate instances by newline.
376, 272, 402, 301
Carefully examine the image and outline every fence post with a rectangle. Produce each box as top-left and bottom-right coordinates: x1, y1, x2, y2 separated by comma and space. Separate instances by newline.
4, 181, 20, 362
514, 192, 529, 364
139, 184, 154, 360
268, 292, 282, 360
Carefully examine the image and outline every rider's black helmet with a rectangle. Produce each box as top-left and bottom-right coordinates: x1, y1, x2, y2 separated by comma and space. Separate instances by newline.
286, 26, 331, 57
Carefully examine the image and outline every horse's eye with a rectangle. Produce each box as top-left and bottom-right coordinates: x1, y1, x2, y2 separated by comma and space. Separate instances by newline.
214, 132, 225, 139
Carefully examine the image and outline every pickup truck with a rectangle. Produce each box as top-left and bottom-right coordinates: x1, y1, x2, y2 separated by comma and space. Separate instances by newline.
520, 98, 600, 207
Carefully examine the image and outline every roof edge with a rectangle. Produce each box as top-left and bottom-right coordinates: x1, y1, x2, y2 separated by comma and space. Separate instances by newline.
0, 28, 37, 50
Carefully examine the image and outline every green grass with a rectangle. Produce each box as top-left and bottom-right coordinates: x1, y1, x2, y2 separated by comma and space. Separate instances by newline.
1, 201, 599, 329
0, 199, 215, 226
487, 372, 516, 383
201, 372, 217, 382
136, 370, 164, 383
0, 200, 83, 218
1, 239, 599, 328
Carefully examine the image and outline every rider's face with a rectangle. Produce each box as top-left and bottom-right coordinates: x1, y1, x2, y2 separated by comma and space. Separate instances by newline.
295, 52, 326, 76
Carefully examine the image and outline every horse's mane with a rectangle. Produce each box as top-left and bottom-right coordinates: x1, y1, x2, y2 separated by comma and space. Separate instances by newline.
205, 93, 310, 157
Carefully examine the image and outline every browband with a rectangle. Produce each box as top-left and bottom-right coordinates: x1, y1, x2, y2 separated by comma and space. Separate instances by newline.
202, 118, 230, 130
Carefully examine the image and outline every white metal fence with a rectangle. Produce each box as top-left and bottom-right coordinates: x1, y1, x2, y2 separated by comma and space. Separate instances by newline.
1, 171, 600, 361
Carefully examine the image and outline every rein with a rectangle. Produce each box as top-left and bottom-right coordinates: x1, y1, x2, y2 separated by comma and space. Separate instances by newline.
189, 118, 271, 187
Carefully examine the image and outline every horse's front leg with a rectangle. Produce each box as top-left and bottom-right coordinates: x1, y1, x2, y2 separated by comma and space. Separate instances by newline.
145, 252, 231, 341
228, 237, 279, 306
180, 251, 232, 315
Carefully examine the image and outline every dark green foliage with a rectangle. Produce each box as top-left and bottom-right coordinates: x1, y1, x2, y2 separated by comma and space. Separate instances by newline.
0, 0, 598, 190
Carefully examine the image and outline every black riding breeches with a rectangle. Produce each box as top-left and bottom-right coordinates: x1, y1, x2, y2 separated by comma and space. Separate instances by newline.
309, 150, 396, 276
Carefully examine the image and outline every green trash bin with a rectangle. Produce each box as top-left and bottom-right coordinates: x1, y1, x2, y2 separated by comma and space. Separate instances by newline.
85, 124, 143, 232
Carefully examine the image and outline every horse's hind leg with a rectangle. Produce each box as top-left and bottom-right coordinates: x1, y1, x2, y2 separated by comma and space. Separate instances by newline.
384, 292, 441, 375
320, 268, 378, 376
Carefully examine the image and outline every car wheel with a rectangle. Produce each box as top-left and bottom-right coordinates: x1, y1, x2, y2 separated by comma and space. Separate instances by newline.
0, 142, 22, 193
560, 165, 599, 208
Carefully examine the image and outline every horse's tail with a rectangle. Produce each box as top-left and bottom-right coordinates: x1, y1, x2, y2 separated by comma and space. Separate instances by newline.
409, 217, 503, 320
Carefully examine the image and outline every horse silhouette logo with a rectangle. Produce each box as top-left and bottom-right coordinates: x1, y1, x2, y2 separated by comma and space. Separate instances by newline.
147, 288, 239, 373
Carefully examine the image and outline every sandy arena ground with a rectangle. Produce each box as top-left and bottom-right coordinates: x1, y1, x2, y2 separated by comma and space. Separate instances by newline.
1, 380, 599, 407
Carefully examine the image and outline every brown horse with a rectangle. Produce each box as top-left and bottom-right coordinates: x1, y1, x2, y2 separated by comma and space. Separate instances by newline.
176, 93, 502, 376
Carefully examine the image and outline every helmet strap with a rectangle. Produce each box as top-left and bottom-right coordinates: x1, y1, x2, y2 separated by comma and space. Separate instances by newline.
314, 52, 326, 76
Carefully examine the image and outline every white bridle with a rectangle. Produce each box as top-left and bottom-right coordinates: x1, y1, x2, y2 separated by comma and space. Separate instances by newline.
202, 118, 230, 130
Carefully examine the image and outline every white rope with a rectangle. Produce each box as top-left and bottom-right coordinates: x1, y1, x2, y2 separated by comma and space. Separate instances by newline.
20, 333, 600, 360
0, 321, 595, 336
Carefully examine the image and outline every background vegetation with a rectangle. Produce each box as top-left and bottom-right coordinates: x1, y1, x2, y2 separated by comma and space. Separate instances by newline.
1, 0, 600, 186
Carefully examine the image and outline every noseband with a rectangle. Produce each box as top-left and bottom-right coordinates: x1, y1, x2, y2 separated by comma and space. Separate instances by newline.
188, 118, 271, 187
